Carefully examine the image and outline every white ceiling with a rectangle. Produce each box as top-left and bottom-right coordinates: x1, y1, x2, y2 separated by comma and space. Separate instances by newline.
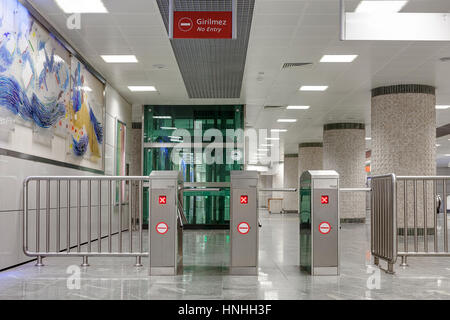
28, 0, 450, 161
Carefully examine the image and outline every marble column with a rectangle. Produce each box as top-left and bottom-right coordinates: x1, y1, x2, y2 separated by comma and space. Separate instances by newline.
298, 143, 323, 177
371, 84, 436, 232
284, 154, 299, 212
323, 124, 366, 222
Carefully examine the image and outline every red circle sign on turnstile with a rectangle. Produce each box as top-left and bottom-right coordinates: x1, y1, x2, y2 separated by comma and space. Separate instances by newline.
178, 17, 193, 32
319, 221, 331, 235
156, 222, 168, 235
237, 222, 250, 235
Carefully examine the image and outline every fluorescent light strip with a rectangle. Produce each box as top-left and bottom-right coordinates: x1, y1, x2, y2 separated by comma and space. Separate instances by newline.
128, 86, 157, 92
286, 105, 310, 110
260, 144, 274, 147
277, 119, 297, 123
355, 1, 408, 13
436, 105, 450, 110
271, 129, 288, 133
101, 55, 138, 63
55, 0, 108, 13
365, 137, 372, 141
161, 127, 177, 130
153, 116, 172, 119
320, 55, 358, 63
300, 86, 328, 91
266, 138, 280, 141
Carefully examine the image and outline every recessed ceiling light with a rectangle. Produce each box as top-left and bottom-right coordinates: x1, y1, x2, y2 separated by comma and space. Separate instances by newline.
320, 55, 358, 63
436, 105, 450, 110
153, 116, 172, 119
299, 86, 328, 91
277, 119, 297, 123
286, 105, 310, 110
55, 0, 108, 13
101, 55, 138, 63
271, 129, 288, 133
128, 86, 157, 92
355, 1, 408, 13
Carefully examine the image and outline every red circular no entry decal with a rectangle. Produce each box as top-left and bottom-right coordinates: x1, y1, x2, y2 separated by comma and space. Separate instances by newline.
237, 222, 250, 235
178, 17, 193, 32
319, 222, 331, 235
156, 222, 169, 235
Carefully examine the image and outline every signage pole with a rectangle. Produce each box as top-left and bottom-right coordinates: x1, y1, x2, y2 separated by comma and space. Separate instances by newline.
232, 0, 237, 39
169, 0, 174, 39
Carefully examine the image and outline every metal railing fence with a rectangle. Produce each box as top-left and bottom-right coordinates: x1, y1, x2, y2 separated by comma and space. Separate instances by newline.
371, 174, 450, 273
371, 174, 397, 273
23, 176, 148, 267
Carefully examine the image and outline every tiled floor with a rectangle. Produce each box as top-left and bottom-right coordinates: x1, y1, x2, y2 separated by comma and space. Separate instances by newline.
1, 210, 450, 300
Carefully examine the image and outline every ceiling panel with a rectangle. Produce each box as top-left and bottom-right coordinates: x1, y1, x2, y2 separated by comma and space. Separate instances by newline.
156, 0, 255, 99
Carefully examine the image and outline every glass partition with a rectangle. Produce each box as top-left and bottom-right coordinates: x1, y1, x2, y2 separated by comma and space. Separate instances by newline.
142, 105, 244, 227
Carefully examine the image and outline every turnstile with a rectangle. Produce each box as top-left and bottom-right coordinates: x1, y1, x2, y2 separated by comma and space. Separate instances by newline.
299, 170, 340, 276
148, 171, 184, 275
230, 171, 259, 275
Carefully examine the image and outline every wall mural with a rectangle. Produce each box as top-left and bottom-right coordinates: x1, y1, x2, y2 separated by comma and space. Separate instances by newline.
0, 0, 104, 167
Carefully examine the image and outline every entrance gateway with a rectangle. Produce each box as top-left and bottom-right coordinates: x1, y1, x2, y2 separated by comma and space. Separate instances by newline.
148, 170, 260, 276
299, 170, 340, 276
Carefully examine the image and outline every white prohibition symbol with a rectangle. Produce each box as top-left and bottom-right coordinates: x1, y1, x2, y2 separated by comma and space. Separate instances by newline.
178, 17, 193, 32
156, 222, 169, 235
318, 221, 331, 235
237, 222, 250, 235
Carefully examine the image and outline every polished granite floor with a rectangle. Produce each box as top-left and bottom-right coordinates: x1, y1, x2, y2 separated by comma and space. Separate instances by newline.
1, 210, 450, 300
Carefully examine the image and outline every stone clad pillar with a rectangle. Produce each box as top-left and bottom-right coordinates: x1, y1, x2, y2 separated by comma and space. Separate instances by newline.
323, 124, 366, 222
371, 84, 436, 176
298, 143, 323, 177
283, 154, 299, 212
371, 84, 436, 233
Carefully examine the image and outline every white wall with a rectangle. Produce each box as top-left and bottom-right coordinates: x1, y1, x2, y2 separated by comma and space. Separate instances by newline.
104, 85, 133, 176
0, 84, 132, 270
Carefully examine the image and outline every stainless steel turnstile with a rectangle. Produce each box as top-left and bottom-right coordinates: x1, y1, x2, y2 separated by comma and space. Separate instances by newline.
148, 171, 184, 275
230, 171, 259, 275
299, 170, 340, 276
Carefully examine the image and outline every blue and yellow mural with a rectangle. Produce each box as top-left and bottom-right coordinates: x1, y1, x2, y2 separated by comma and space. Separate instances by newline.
0, 0, 104, 163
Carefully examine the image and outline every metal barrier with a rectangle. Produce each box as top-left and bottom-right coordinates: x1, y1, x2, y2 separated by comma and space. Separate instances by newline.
371, 174, 397, 274
23, 176, 148, 267
371, 174, 450, 273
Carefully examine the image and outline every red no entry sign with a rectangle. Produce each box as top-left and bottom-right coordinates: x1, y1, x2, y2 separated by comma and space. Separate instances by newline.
173, 11, 233, 39
237, 222, 250, 235
319, 222, 331, 235
159, 196, 167, 205
240, 195, 248, 204
156, 222, 169, 235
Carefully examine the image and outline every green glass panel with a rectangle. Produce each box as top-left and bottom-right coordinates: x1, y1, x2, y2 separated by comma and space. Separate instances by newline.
142, 105, 243, 227
299, 182, 312, 273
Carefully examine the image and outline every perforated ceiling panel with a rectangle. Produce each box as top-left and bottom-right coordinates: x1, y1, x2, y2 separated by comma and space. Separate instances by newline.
156, 0, 255, 99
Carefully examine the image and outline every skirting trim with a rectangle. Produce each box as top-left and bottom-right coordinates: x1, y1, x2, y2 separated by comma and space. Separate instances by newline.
372, 84, 435, 97
299, 142, 323, 148
324, 123, 365, 131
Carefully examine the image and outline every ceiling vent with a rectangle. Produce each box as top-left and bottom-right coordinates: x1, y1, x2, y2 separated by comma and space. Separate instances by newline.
281, 62, 313, 70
